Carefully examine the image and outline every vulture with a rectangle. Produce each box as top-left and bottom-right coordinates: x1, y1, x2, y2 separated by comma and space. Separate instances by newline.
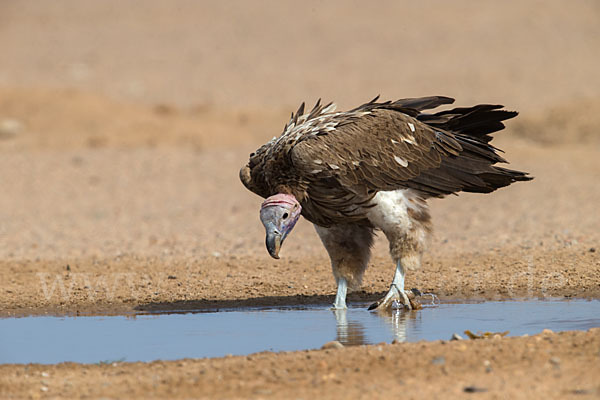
240, 96, 532, 310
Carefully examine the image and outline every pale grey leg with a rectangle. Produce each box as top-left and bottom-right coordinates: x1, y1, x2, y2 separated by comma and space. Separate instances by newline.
332, 277, 348, 309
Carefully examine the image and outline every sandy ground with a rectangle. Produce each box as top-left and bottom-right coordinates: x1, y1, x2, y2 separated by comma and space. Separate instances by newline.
1, 1, 600, 399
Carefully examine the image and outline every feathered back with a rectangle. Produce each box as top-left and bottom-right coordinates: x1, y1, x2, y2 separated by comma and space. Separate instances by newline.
240, 96, 531, 227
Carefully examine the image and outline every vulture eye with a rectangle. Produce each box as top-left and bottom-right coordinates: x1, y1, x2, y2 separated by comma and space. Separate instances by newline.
282, 212, 289, 219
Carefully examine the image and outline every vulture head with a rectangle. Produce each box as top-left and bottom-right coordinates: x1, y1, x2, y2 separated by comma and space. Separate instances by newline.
259, 194, 302, 259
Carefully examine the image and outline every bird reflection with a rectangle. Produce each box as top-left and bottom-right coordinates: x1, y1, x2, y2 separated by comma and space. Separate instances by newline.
381, 308, 419, 343
333, 309, 368, 346
333, 307, 419, 346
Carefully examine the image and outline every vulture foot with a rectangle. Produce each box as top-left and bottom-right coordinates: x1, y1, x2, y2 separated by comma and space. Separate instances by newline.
368, 287, 422, 311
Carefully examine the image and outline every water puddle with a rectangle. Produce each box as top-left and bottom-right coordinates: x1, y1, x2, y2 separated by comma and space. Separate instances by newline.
1, 299, 598, 364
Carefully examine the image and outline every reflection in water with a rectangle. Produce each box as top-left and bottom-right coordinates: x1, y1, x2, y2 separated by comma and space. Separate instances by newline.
382, 308, 419, 343
334, 307, 419, 346
333, 309, 367, 346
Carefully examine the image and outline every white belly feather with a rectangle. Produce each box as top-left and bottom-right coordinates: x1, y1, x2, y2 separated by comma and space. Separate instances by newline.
366, 189, 425, 233
366, 189, 431, 268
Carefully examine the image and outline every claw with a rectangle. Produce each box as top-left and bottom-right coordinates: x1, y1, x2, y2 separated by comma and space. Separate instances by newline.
367, 299, 382, 311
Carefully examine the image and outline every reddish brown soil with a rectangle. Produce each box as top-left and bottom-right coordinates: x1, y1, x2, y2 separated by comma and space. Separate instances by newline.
0, 1, 599, 399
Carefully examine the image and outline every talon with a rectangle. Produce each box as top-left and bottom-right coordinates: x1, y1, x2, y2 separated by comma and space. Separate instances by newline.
399, 290, 412, 310
368, 300, 382, 311
409, 297, 422, 310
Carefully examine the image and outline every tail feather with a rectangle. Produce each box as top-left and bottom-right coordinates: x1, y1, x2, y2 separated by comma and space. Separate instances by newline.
409, 102, 532, 197
419, 104, 518, 143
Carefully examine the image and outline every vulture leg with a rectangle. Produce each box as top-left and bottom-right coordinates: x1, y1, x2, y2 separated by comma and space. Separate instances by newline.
367, 190, 431, 311
334, 277, 348, 309
314, 224, 374, 309
368, 261, 420, 311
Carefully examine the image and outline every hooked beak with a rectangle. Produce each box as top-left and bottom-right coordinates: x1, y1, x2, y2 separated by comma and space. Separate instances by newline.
265, 228, 282, 259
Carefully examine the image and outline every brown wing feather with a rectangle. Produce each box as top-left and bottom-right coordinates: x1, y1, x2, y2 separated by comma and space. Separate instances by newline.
292, 110, 461, 187
289, 109, 464, 225
241, 96, 532, 227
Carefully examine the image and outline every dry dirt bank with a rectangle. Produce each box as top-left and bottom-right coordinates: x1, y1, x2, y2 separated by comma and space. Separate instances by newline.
1, 247, 599, 318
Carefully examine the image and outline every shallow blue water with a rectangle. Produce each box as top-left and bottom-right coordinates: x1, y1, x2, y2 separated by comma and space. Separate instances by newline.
1, 299, 598, 364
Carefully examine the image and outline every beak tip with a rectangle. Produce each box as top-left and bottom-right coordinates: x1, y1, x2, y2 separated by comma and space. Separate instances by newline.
266, 232, 282, 260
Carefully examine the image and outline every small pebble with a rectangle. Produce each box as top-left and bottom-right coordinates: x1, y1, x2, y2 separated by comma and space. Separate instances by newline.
432, 356, 445, 365
40, 386, 48, 392
464, 386, 487, 393
41, 372, 49, 377
450, 333, 464, 341
589, 247, 596, 253
0, 118, 23, 138
483, 360, 492, 373
571, 389, 592, 395
321, 341, 344, 350
542, 329, 554, 335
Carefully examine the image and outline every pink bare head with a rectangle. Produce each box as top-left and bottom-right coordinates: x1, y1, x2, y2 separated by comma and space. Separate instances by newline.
259, 194, 302, 259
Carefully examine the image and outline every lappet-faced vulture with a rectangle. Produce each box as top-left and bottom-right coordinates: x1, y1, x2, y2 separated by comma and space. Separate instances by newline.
240, 96, 532, 310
